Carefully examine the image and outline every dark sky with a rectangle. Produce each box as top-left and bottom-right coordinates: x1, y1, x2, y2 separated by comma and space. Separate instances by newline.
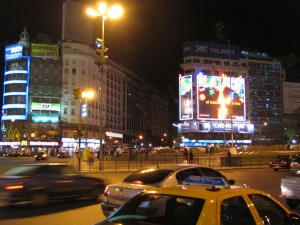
0, 0, 300, 91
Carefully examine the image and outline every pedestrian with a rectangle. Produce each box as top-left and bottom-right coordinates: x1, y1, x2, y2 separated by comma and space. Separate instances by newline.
188, 150, 193, 163
183, 149, 188, 163
227, 150, 232, 167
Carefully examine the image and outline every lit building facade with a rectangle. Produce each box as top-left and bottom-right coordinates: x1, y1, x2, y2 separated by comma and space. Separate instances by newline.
0, 29, 169, 155
178, 41, 285, 147
241, 51, 285, 144
1, 29, 62, 155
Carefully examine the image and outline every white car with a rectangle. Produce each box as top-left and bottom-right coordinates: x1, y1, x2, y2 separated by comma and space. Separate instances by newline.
101, 164, 235, 216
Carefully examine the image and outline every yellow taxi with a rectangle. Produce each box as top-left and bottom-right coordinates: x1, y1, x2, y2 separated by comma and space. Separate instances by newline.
94, 176, 300, 225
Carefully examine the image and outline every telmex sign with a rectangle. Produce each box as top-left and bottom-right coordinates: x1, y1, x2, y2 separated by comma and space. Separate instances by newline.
5, 44, 24, 61
183, 41, 240, 60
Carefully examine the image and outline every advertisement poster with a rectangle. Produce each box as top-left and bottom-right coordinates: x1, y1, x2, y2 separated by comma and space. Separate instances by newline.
179, 75, 193, 120
196, 73, 246, 121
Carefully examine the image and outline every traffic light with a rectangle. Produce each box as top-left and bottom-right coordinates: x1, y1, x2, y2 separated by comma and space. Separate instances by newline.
95, 38, 103, 48
73, 130, 79, 140
95, 38, 108, 56
73, 88, 81, 100
81, 103, 87, 117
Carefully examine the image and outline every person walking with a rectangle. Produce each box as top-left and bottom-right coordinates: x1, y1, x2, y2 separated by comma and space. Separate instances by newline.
188, 150, 194, 163
183, 149, 188, 163
227, 149, 232, 167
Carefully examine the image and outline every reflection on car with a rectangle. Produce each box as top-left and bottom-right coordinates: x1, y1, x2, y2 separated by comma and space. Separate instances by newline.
101, 164, 235, 216
290, 156, 300, 176
0, 163, 106, 207
269, 155, 293, 171
94, 176, 300, 225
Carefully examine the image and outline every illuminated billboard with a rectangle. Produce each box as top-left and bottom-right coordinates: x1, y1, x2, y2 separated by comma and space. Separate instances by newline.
31, 43, 59, 60
183, 41, 240, 60
282, 82, 300, 115
196, 73, 246, 121
5, 44, 24, 61
179, 75, 193, 120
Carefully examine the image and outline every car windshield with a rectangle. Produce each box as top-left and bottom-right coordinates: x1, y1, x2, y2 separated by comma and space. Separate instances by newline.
2, 165, 42, 176
275, 155, 289, 159
123, 169, 174, 184
108, 193, 205, 225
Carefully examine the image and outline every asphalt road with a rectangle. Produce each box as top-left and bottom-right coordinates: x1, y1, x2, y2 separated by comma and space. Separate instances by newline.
0, 156, 297, 225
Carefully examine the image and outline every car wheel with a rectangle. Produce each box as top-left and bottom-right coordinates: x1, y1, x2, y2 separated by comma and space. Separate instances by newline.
274, 168, 278, 172
286, 198, 300, 209
31, 192, 49, 207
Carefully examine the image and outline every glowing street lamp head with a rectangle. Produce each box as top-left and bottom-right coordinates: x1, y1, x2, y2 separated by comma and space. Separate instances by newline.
82, 90, 95, 99
108, 5, 123, 19
87, 8, 99, 17
98, 3, 107, 15
87, 3, 123, 19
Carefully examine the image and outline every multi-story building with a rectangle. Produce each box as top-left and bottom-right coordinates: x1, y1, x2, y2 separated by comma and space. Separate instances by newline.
1, 28, 62, 155
178, 41, 284, 147
0, 28, 170, 156
241, 51, 285, 144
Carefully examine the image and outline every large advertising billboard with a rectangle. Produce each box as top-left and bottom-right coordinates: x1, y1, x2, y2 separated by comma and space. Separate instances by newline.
179, 75, 193, 120
31, 44, 59, 60
196, 72, 246, 121
283, 82, 300, 115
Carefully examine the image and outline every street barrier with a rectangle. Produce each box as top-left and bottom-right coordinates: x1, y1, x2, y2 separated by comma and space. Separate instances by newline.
69, 153, 275, 172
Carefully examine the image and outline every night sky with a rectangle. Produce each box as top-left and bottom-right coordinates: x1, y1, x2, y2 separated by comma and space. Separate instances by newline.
0, 0, 299, 92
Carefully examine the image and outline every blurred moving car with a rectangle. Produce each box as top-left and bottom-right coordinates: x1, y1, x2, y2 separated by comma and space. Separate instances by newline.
0, 163, 106, 207
95, 176, 300, 225
34, 152, 48, 161
290, 156, 300, 176
101, 164, 235, 216
269, 155, 292, 171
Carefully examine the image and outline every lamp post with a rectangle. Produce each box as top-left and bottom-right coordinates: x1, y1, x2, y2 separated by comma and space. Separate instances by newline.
82, 90, 95, 148
87, 3, 123, 170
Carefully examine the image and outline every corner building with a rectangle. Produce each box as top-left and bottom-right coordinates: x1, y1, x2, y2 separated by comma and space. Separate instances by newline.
178, 41, 284, 147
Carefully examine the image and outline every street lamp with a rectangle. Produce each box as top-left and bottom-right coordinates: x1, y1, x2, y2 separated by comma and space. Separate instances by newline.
87, 3, 123, 170
81, 90, 95, 148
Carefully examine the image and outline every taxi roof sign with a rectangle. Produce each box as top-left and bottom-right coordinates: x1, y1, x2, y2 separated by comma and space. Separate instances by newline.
183, 176, 229, 188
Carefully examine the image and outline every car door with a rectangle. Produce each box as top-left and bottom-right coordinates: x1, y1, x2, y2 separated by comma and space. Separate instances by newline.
247, 193, 290, 225
39, 166, 80, 198
217, 194, 257, 225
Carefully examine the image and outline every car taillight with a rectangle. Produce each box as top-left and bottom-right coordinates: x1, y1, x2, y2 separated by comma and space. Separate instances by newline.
5, 184, 24, 190
103, 186, 109, 196
283, 161, 287, 165
42, 154, 47, 157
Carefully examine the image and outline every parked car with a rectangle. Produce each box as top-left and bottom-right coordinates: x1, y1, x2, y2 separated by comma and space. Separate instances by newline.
0, 163, 106, 207
95, 176, 300, 225
101, 164, 235, 216
34, 152, 48, 161
290, 156, 300, 176
269, 155, 292, 171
